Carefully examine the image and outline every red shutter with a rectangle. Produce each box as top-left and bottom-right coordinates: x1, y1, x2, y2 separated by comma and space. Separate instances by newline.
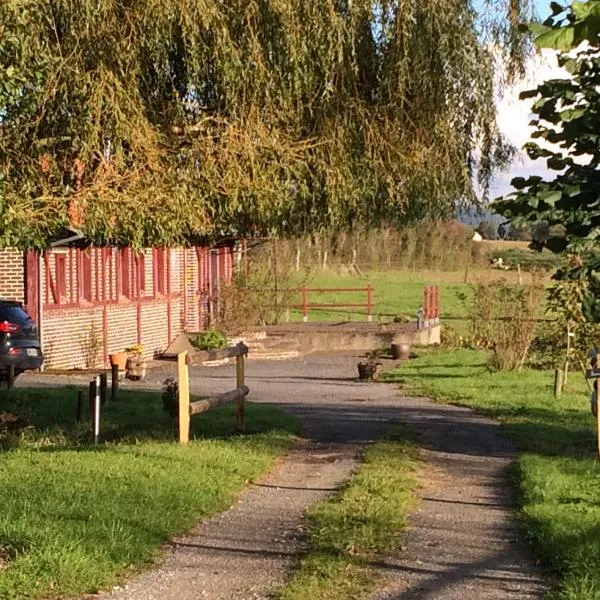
137, 254, 146, 295
154, 249, 166, 296
120, 248, 131, 299
55, 255, 67, 303
80, 249, 93, 302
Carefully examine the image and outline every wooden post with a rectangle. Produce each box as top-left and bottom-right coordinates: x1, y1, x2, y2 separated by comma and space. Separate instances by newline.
7, 364, 14, 390
89, 379, 96, 413
178, 351, 190, 446
76, 390, 85, 422
236, 350, 246, 434
100, 373, 108, 406
366, 284, 373, 322
302, 285, 308, 322
592, 350, 600, 459
553, 368, 564, 399
111, 363, 119, 402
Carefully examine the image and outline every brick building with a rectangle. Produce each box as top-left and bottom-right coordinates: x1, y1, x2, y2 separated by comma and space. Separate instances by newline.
0, 240, 236, 370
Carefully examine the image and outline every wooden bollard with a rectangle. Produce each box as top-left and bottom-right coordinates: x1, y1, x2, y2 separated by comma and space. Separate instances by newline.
236, 351, 246, 433
178, 351, 190, 446
76, 390, 85, 422
111, 363, 119, 402
100, 373, 108, 406
89, 379, 96, 412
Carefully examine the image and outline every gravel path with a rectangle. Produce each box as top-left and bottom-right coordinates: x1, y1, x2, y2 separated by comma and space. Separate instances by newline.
22, 354, 548, 599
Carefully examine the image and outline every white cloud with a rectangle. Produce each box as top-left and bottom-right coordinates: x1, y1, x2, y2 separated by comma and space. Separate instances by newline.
491, 48, 569, 198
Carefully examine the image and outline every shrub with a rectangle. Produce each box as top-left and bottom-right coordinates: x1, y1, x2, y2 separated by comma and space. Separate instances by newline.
190, 330, 228, 350
461, 280, 544, 370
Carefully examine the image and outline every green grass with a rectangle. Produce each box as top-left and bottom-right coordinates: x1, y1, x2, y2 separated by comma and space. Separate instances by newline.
383, 349, 599, 600
0, 387, 298, 599
277, 426, 418, 600
287, 270, 473, 323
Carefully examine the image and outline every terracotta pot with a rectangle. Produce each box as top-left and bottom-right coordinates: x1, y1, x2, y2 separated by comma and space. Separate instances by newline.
357, 362, 382, 381
391, 342, 411, 361
126, 357, 147, 381
109, 352, 127, 370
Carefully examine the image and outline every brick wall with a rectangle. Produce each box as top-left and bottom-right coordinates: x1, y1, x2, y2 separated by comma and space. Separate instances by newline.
38, 243, 235, 370
0, 243, 236, 370
0, 249, 25, 302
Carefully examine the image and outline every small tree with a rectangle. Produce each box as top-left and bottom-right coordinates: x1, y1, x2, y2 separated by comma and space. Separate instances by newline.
495, 1, 600, 322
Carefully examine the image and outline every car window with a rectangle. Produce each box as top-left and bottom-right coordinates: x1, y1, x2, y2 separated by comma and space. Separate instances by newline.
0, 304, 32, 324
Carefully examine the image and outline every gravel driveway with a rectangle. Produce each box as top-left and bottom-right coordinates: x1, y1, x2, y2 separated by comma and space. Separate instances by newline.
21, 354, 549, 599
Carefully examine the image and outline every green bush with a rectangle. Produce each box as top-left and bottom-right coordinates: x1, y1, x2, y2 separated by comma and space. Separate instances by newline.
190, 330, 228, 350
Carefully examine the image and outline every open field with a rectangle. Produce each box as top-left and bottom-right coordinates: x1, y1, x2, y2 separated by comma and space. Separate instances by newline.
0, 387, 298, 599
284, 268, 551, 323
384, 349, 598, 600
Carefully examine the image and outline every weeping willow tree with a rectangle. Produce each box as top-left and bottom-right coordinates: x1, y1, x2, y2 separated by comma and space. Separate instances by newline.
0, 0, 532, 247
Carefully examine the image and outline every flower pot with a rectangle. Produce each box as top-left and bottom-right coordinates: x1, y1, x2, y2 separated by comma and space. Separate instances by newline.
109, 352, 128, 371
391, 342, 411, 361
126, 357, 147, 381
357, 362, 382, 381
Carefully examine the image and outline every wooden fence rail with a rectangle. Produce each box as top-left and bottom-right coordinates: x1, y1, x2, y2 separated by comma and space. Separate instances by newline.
177, 342, 249, 446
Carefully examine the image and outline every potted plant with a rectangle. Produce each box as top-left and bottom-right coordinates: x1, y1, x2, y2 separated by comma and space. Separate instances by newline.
161, 377, 179, 418
357, 350, 383, 381
125, 344, 146, 381
109, 351, 128, 371
391, 340, 411, 361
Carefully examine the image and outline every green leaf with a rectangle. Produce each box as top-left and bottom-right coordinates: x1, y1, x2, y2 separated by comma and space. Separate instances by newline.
534, 25, 576, 50
538, 190, 562, 205
511, 177, 527, 190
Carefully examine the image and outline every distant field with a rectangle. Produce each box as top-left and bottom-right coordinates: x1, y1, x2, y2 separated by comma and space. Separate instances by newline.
285, 268, 551, 324
480, 239, 531, 250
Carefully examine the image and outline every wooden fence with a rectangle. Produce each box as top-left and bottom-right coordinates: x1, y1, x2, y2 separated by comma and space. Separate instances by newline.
287, 284, 373, 322
177, 342, 249, 446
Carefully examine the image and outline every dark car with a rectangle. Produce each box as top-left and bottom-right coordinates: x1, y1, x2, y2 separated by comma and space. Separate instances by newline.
0, 300, 43, 379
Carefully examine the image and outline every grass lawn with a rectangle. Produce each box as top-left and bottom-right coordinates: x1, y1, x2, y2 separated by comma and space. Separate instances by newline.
277, 426, 418, 600
287, 270, 472, 323
285, 269, 551, 325
384, 349, 599, 600
0, 386, 298, 599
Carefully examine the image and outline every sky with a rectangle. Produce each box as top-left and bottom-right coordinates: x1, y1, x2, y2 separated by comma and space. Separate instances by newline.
489, 0, 561, 200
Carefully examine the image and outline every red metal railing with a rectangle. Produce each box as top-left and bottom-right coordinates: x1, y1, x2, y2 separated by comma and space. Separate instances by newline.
289, 284, 374, 322
422, 285, 440, 326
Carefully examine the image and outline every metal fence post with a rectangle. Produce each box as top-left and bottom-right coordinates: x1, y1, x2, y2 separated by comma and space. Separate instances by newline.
366, 284, 373, 322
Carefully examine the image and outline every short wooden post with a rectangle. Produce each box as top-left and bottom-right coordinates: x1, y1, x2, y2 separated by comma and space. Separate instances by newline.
302, 285, 309, 322
236, 349, 246, 433
100, 373, 108, 406
89, 379, 96, 412
111, 363, 119, 402
76, 390, 85, 422
553, 368, 564, 399
592, 350, 600, 459
6, 364, 15, 389
178, 351, 190, 446
366, 284, 373, 322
